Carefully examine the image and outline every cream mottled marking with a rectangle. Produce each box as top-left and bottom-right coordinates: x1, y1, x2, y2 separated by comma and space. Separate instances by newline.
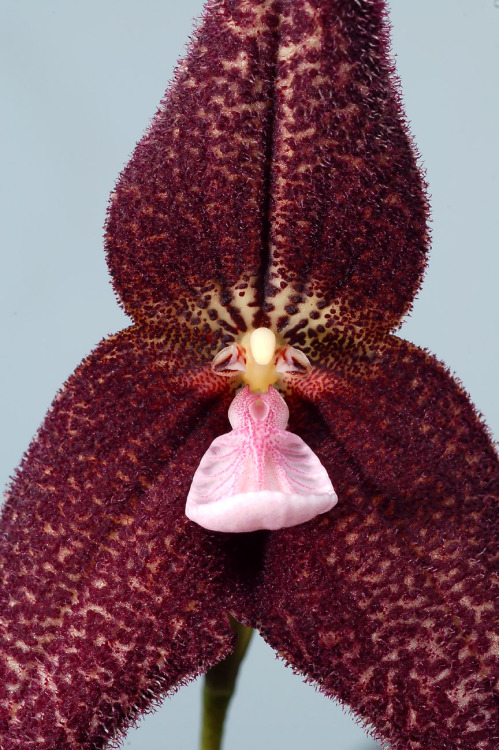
222, 0, 279, 40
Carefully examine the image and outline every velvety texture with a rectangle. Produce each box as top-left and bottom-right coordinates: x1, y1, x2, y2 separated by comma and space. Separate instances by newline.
1, 1, 497, 749
106, 0, 428, 352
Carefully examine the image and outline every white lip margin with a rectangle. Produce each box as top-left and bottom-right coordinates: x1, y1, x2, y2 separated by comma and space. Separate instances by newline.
185, 488, 338, 533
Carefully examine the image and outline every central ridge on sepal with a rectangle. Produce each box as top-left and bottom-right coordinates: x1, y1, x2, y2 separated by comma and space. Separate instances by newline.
186, 329, 338, 533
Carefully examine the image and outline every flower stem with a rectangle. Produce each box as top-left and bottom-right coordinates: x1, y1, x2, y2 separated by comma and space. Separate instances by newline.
200, 615, 254, 750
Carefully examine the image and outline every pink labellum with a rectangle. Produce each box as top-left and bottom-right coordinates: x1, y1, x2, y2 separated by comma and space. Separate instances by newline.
186, 386, 337, 533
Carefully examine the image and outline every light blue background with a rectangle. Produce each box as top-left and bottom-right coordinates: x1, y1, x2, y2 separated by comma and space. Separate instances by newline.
1, 1, 498, 748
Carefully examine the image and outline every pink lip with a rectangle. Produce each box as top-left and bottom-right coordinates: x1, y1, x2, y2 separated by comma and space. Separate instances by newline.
186, 386, 338, 532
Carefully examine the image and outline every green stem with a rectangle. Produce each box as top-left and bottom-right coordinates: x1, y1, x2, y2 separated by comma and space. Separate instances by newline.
200, 615, 254, 750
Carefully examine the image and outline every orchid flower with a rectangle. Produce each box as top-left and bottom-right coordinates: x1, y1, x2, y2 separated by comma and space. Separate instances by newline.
1, 1, 498, 749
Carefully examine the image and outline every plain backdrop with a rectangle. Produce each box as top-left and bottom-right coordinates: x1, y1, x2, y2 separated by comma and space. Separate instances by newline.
1, 1, 498, 749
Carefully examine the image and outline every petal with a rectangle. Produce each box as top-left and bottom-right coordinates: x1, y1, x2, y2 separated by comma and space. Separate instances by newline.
106, 0, 428, 350
254, 335, 498, 748
0, 328, 242, 746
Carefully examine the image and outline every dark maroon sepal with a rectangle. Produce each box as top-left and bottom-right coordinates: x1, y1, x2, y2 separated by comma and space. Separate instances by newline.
0, 328, 243, 747
262, 334, 498, 749
106, 0, 429, 339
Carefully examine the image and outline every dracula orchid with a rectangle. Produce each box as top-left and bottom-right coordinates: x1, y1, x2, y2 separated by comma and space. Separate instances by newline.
1, 1, 498, 749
